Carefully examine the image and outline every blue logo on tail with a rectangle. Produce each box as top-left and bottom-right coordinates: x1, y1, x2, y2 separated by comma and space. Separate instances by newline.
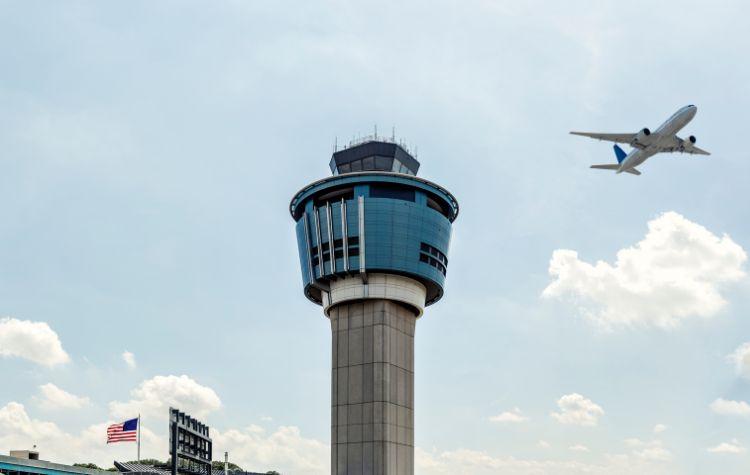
613, 145, 627, 164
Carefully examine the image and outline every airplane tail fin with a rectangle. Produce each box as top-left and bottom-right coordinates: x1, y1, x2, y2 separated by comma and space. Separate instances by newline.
613, 144, 627, 164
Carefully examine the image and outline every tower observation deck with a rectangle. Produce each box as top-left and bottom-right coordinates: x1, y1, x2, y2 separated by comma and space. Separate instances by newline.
290, 138, 458, 474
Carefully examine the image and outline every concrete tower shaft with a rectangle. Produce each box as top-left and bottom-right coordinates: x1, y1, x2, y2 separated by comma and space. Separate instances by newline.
330, 299, 416, 474
290, 139, 458, 475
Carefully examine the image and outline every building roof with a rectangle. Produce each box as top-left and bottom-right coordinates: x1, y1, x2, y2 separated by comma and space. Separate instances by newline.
114, 462, 170, 475
113, 462, 267, 475
0, 454, 112, 475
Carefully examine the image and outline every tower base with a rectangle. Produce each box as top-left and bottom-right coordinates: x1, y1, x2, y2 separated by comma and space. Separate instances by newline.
329, 300, 416, 475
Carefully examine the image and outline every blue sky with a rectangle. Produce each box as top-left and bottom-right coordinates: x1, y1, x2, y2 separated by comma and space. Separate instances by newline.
1, 1, 750, 473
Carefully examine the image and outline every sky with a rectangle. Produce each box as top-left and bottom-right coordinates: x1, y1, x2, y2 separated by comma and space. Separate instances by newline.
1, 1, 750, 474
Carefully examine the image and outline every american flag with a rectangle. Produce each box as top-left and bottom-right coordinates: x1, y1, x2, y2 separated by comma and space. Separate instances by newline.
107, 417, 138, 443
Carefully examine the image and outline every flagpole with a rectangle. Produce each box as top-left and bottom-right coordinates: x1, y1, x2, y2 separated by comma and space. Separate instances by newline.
137, 414, 141, 463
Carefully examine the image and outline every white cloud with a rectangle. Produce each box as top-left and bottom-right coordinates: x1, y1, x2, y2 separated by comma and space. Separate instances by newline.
538, 440, 551, 449
708, 439, 746, 454
0, 401, 324, 473
415, 446, 676, 475
634, 445, 672, 462
542, 212, 747, 329
416, 447, 590, 474
109, 375, 221, 420
710, 398, 750, 417
122, 351, 136, 370
63, 419, 328, 474
0, 401, 60, 439
624, 438, 644, 447
569, 444, 589, 452
489, 407, 528, 423
551, 393, 604, 426
0, 317, 70, 367
727, 342, 750, 379
36, 383, 90, 410
3, 398, 682, 475
623, 438, 671, 462
213, 425, 328, 475
0, 401, 160, 467
653, 424, 667, 434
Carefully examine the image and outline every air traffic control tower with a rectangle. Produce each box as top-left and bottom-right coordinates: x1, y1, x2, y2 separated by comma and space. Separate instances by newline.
290, 138, 458, 474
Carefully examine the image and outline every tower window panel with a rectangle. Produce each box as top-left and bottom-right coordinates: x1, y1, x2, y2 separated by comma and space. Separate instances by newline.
314, 187, 354, 205
426, 196, 451, 219
419, 242, 448, 276
375, 156, 393, 169
370, 185, 415, 202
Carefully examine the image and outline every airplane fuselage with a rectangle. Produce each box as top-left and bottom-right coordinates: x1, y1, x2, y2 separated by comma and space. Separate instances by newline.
617, 105, 697, 173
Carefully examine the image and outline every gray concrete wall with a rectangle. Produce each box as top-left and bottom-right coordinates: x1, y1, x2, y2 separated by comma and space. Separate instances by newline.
329, 300, 416, 475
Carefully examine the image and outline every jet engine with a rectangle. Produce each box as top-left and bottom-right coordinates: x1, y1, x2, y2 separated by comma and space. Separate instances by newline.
678, 135, 697, 152
634, 127, 651, 143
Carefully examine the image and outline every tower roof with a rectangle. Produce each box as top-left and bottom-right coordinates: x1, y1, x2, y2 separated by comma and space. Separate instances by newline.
329, 140, 420, 176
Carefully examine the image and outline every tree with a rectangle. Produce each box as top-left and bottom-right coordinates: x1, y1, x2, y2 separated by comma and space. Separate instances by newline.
73, 463, 101, 470
210, 461, 244, 472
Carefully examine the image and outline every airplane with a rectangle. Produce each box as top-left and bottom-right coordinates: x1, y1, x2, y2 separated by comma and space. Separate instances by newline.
570, 105, 710, 175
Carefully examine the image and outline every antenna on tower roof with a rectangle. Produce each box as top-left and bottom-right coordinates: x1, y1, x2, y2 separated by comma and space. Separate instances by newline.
391, 126, 395, 141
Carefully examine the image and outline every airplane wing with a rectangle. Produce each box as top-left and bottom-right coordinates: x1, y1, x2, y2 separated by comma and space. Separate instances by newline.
686, 145, 710, 155
675, 136, 711, 155
570, 132, 636, 144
